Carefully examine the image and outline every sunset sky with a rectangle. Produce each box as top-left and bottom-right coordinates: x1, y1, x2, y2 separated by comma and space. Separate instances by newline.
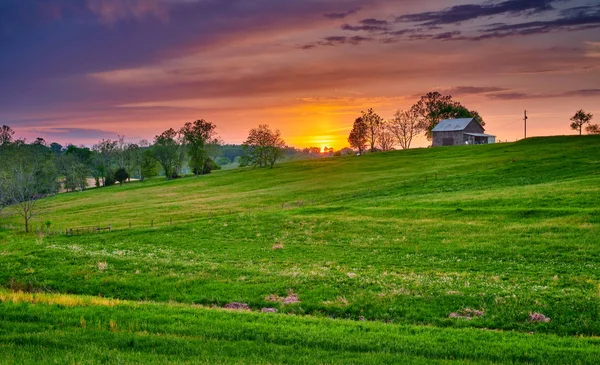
1, 0, 599, 149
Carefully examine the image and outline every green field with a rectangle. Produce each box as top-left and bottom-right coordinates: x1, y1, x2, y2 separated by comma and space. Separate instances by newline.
1, 135, 600, 364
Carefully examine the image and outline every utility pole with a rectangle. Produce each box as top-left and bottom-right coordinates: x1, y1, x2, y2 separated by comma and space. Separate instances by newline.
524, 110, 528, 139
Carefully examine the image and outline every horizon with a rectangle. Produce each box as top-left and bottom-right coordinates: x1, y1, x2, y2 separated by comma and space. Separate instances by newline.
1, 0, 599, 150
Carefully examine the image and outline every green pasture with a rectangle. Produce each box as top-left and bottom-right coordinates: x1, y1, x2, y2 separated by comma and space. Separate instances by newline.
1, 135, 600, 363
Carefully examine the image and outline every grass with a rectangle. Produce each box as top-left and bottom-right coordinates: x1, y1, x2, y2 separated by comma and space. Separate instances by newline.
1, 135, 600, 363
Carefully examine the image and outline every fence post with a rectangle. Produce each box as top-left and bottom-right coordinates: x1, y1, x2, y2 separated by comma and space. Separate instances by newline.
151, 219, 154, 227
109, 225, 112, 232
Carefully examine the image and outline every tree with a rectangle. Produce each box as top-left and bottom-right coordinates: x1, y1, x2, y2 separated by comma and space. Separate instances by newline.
0, 125, 15, 146
586, 124, 600, 135
180, 119, 219, 176
348, 117, 368, 154
360, 108, 383, 153
570, 110, 593, 136
56, 154, 89, 192
92, 139, 117, 186
140, 149, 158, 181
387, 109, 422, 150
152, 128, 182, 179
50, 142, 64, 154
3, 144, 59, 232
114, 167, 129, 185
411, 92, 483, 140
241, 125, 286, 168
376, 121, 396, 152
215, 156, 232, 166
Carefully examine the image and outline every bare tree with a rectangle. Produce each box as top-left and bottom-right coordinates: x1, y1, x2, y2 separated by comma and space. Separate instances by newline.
570, 110, 593, 136
362, 108, 383, 153
376, 121, 396, 152
387, 110, 422, 150
3, 145, 59, 232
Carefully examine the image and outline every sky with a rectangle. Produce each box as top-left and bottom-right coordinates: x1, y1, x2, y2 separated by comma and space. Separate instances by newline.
1, 0, 599, 149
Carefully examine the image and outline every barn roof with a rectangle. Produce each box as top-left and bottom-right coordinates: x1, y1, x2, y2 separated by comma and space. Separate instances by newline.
464, 133, 495, 138
432, 118, 475, 132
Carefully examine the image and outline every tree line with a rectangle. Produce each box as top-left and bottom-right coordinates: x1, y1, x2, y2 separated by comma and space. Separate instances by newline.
0, 122, 288, 232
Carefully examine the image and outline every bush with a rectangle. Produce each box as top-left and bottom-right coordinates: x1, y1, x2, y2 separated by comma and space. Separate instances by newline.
114, 167, 129, 185
104, 171, 116, 186
215, 156, 231, 167
192, 158, 221, 175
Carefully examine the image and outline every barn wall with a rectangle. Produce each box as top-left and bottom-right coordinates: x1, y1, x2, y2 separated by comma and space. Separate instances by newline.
463, 120, 485, 134
432, 131, 464, 146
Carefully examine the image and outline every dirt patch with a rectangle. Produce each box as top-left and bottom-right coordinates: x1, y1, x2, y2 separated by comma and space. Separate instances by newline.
224, 302, 251, 311
449, 308, 485, 320
529, 312, 551, 323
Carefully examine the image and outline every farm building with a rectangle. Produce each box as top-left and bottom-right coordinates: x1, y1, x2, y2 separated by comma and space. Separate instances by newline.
432, 118, 495, 147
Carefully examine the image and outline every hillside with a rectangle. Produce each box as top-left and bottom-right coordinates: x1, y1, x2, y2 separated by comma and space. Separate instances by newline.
1, 135, 600, 364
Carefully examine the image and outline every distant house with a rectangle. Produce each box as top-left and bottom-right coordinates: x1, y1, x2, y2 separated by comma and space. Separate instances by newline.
432, 118, 496, 147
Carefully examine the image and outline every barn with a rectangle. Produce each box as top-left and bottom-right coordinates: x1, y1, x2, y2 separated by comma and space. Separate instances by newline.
432, 118, 496, 147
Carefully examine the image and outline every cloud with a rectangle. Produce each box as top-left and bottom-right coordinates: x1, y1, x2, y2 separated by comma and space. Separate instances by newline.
324, 7, 361, 19
341, 18, 390, 32
302, 35, 374, 48
26, 127, 119, 140
486, 89, 600, 100
447, 86, 509, 95
396, 0, 558, 26
471, 6, 600, 40
341, 23, 389, 32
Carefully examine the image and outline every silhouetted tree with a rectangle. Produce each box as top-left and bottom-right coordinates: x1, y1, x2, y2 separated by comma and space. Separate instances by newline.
570, 110, 593, 136
411, 92, 483, 140
377, 121, 396, 152
387, 109, 422, 150
348, 117, 368, 154
586, 124, 600, 135
0, 125, 15, 146
361, 108, 383, 153
242, 125, 286, 168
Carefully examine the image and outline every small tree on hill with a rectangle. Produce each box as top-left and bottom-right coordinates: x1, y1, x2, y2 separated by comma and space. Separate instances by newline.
180, 119, 219, 176
377, 121, 396, 151
586, 124, 600, 135
348, 117, 368, 154
362, 108, 383, 153
152, 128, 182, 179
387, 109, 422, 150
3, 144, 59, 232
570, 110, 593, 136
241, 125, 286, 168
